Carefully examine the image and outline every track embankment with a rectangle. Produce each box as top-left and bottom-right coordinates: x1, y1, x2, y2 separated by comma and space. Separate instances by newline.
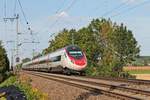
20, 71, 117, 100
22, 71, 150, 100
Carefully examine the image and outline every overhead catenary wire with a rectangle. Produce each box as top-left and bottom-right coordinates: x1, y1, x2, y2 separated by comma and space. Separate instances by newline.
36, 0, 77, 36
17, 0, 28, 24
63, 0, 77, 12
97, 1, 150, 62
47, 0, 77, 35
55, 0, 66, 13
101, 0, 130, 17
34, 0, 67, 35
111, 0, 150, 18
17, 0, 32, 31
12, 0, 38, 61
46, 0, 77, 45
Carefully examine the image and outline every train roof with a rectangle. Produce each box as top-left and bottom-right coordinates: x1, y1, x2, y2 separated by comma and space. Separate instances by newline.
22, 45, 82, 66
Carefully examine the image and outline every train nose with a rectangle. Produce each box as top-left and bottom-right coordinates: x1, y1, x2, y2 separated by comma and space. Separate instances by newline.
74, 59, 86, 66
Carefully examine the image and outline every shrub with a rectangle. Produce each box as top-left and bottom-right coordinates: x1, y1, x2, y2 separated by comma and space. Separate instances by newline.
0, 76, 48, 100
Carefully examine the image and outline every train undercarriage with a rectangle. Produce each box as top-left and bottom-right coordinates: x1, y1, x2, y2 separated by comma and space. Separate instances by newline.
22, 66, 85, 76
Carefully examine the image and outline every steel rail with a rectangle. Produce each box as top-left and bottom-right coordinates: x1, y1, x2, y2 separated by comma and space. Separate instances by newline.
31, 71, 150, 96
83, 76, 150, 85
23, 71, 150, 100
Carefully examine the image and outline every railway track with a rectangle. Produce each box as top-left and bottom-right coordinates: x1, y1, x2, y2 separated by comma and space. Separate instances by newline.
23, 71, 150, 100
84, 76, 150, 86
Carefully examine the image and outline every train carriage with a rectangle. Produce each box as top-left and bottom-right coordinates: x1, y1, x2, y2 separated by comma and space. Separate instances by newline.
22, 45, 87, 74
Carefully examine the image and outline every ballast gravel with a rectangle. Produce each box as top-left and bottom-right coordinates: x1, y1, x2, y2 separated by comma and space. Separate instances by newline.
20, 71, 118, 100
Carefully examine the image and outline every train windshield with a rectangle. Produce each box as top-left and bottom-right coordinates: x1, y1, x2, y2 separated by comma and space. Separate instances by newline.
67, 46, 83, 59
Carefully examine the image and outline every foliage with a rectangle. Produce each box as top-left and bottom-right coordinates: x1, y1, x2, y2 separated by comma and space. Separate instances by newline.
131, 56, 150, 66
0, 41, 9, 74
16, 63, 22, 69
0, 75, 48, 100
22, 58, 31, 63
43, 18, 140, 77
32, 53, 42, 60
0, 76, 16, 87
43, 29, 74, 54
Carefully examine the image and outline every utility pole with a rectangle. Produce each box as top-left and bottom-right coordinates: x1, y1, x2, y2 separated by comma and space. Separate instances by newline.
32, 49, 35, 58
4, 14, 20, 68
6, 41, 16, 71
11, 49, 14, 71
10, 49, 16, 71
16, 14, 20, 64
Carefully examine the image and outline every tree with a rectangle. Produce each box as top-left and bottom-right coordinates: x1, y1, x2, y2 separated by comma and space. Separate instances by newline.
43, 18, 140, 77
22, 58, 31, 63
0, 41, 9, 73
88, 19, 140, 76
43, 29, 74, 54
32, 53, 42, 60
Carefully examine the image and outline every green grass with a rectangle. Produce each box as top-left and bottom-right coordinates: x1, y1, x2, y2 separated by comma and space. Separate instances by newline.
0, 76, 16, 87
126, 70, 150, 74
0, 75, 47, 100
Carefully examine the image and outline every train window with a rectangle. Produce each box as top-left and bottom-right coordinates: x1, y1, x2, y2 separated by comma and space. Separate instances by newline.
69, 51, 83, 56
66, 46, 83, 59
68, 51, 83, 59
51, 55, 61, 62
39, 60, 47, 64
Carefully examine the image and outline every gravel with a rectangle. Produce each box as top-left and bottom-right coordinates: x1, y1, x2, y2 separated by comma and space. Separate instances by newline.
20, 72, 117, 100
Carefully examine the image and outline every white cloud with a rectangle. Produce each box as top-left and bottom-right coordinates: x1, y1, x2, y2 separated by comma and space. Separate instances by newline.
48, 15, 91, 32
57, 11, 69, 17
48, 11, 69, 20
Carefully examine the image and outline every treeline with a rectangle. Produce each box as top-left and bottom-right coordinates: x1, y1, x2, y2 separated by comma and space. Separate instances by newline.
0, 41, 10, 81
43, 18, 140, 77
131, 56, 150, 66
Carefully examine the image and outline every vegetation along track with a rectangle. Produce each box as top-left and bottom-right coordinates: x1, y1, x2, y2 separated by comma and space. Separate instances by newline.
23, 71, 150, 100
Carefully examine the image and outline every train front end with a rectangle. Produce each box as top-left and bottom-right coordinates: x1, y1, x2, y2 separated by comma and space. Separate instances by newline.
65, 45, 87, 71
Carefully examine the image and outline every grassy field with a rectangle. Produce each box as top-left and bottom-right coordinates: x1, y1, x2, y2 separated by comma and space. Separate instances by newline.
124, 67, 150, 80
124, 66, 150, 74
126, 70, 150, 74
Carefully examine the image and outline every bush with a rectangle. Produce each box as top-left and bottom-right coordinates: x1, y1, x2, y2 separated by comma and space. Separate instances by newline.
0, 76, 48, 100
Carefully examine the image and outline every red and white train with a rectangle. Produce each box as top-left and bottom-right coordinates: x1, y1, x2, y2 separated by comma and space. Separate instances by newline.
22, 45, 87, 75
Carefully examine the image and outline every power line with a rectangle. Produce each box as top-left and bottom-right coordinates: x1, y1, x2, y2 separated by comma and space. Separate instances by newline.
17, 0, 28, 24
34, 0, 67, 35
50, 0, 77, 29
64, 0, 77, 12
111, 0, 150, 18
55, 0, 66, 13
36, 0, 77, 36
46, 0, 77, 45
101, 0, 130, 17
47, 0, 77, 34
17, 0, 31, 31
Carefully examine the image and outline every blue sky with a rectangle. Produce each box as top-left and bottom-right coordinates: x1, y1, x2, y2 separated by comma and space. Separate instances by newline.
0, 0, 150, 62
